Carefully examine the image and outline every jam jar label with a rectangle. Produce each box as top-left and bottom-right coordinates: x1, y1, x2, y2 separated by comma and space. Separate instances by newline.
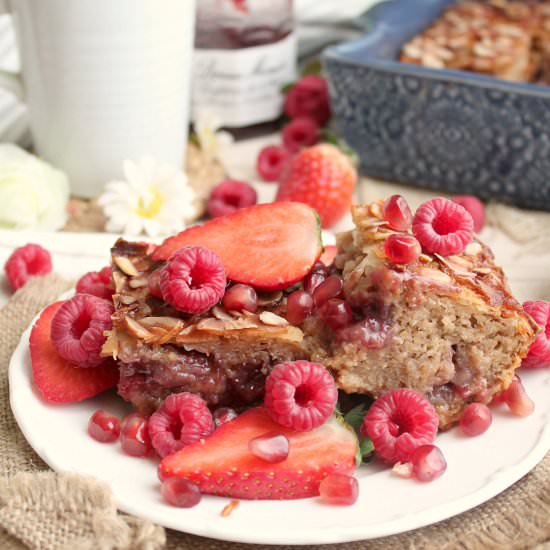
192, 32, 297, 127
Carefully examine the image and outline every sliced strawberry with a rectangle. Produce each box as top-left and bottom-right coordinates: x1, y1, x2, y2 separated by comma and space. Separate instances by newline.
159, 407, 357, 500
29, 301, 119, 404
152, 203, 323, 290
320, 245, 337, 267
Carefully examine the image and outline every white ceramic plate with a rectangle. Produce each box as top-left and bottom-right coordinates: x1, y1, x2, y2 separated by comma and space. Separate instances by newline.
8, 298, 550, 545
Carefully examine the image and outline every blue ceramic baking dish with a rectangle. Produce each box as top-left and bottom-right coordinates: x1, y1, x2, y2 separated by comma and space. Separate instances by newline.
323, 0, 550, 209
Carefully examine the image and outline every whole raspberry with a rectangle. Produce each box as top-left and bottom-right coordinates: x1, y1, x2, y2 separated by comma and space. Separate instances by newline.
50, 294, 114, 368
452, 195, 485, 233
361, 389, 438, 465
207, 179, 257, 219
148, 392, 214, 458
282, 117, 320, 153
76, 267, 113, 300
284, 75, 331, 126
5, 243, 52, 291
412, 197, 474, 256
256, 145, 290, 182
264, 360, 338, 431
160, 246, 226, 314
522, 301, 550, 368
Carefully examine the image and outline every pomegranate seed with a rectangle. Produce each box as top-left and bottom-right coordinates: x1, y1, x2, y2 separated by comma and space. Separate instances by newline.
286, 290, 314, 325
303, 262, 328, 294
148, 268, 163, 298
313, 275, 343, 307
222, 284, 258, 312
213, 407, 238, 427
161, 477, 202, 508
120, 413, 152, 457
411, 445, 447, 482
383, 195, 413, 231
248, 434, 289, 463
337, 317, 391, 349
459, 403, 492, 436
320, 298, 353, 330
319, 473, 359, 505
504, 376, 535, 417
384, 234, 422, 264
88, 410, 120, 443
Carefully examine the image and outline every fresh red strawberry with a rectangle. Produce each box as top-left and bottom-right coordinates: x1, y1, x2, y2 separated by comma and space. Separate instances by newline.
159, 407, 357, 500
153, 203, 322, 290
29, 301, 119, 403
320, 245, 337, 266
276, 144, 357, 228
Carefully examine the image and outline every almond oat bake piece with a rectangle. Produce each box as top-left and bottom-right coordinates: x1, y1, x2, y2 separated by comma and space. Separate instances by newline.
103, 240, 307, 414
303, 202, 538, 429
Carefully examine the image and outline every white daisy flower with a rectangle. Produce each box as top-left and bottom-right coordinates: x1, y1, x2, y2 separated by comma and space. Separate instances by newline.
194, 110, 234, 161
98, 157, 197, 237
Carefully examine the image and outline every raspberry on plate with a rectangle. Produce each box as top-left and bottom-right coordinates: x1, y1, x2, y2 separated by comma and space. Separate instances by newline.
284, 75, 331, 126
282, 117, 320, 153
5, 243, 52, 290
207, 179, 257, 219
264, 360, 338, 431
276, 144, 357, 228
453, 195, 485, 233
148, 392, 214, 458
412, 197, 474, 256
30, 302, 119, 403
50, 293, 114, 368
76, 267, 113, 300
522, 300, 550, 368
361, 389, 438, 464
256, 145, 290, 182
160, 246, 226, 314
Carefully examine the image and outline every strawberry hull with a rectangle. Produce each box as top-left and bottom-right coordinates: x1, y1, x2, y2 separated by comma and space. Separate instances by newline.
159, 407, 358, 500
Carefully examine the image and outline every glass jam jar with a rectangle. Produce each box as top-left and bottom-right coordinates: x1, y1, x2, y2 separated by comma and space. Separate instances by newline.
192, 0, 296, 128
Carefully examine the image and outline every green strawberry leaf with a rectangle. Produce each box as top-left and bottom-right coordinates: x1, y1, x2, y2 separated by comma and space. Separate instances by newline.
281, 81, 295, 94
343, 403, 366, 435
301, 59, 322, 76
359, 436, 375, 459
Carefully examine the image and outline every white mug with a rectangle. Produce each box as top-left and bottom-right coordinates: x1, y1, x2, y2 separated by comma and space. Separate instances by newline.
0, 0, 196, 198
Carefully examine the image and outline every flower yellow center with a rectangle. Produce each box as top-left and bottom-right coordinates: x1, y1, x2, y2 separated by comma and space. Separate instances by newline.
134, 187, 164, 219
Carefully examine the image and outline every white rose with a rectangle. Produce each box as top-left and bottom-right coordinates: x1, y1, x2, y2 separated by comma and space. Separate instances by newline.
0, 144, 69, 231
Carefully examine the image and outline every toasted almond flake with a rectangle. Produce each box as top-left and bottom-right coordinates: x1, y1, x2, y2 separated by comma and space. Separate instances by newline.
120, 294, 137, 305
101, 331, 118, 358
417, 266, 453, 284
465, 242, 482, 256
156, 321, 185, 345
212, 306, 234, 322
473, 267, 492, 275
221, 500, 240, 518
125, 316, 155, 340
140, 316, 184, 330
114, 256, 139, 277
257, 290, 283, 307
112, 270, 127, 292
367, 201, 384, 219
392, 462, 413, 479
129, 275, 148, 288
434, 253, 474, 277
419, 253, 433, 264
259, 311, 289, 327
195, 318, 226, 332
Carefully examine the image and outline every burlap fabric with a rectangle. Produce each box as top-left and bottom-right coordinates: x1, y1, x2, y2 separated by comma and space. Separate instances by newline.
1, 274, 549, 550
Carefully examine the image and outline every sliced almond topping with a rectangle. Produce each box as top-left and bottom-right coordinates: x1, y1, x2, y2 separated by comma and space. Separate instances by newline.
367, 201, 384, 219
473, 267, 492, 275
417, 266, 453, 285
465, 242, 482, 256
140, 316, 184, 330
259, 311, 289, 327
125, 316, 155, 340
419, 253, 433, 264
195, 318, 226, 332
129, 275, 148, 289
112, 270, 127, 292
114, 256, 139, 277
119, 294, 137, 305
434, 253, 474, 277
101, 331, 118, 358
212, 306, 234, 322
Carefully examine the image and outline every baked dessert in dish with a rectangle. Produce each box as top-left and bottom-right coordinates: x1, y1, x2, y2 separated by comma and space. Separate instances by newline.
303, 199, 538, 429
400, 0, 550, 84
